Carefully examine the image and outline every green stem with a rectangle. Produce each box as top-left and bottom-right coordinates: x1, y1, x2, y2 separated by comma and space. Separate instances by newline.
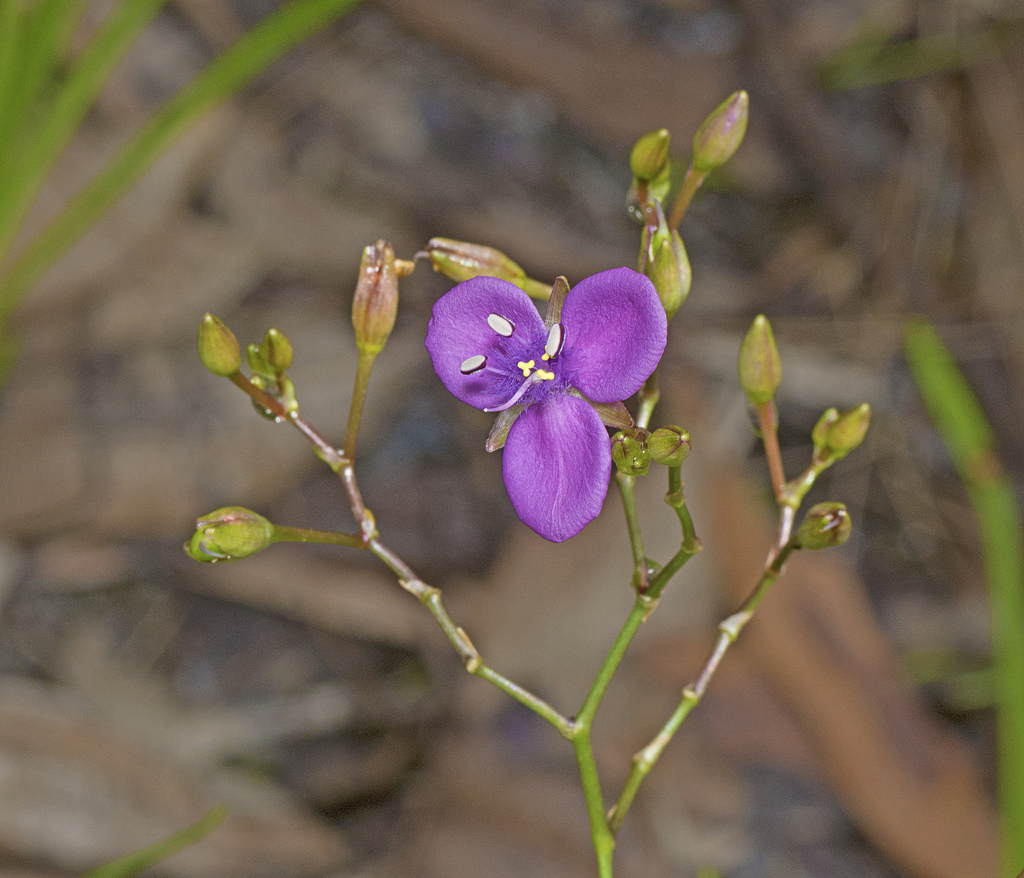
271, 525, 363, 548
227, 371, 347, 470
572, 732, 616, 878
665, 465, 700, 555
616, 472, 648, 591
636, 370, 660, 431
372, 538, 573, 737
608, 540, 796, 833
344, 350, 375, 459
667, 163, 707, 230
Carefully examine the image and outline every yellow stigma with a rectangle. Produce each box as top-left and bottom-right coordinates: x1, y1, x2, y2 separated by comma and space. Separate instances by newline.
536, 369, 555, 380
518, 359, 535, 376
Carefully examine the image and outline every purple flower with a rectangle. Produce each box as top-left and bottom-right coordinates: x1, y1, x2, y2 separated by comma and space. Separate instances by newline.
425, 267, 667, 542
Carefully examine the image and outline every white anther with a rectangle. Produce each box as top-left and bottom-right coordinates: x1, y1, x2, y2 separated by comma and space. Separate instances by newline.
487, 313, 515, 337
460, 354, 487, 374
545, 323, 564, 359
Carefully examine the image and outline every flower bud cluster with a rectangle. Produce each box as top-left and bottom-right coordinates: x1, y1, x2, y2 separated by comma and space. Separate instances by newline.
247, 327, 298, 417
812, 403, 871, 464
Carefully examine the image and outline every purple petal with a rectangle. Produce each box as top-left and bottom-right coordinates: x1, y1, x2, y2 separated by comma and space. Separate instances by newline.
425, 277, 546, 410
502, 395, 611, 542
559, 268, 667, 403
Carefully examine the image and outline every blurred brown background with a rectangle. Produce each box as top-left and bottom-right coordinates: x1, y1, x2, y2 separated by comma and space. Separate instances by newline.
0, 0, 1019, 875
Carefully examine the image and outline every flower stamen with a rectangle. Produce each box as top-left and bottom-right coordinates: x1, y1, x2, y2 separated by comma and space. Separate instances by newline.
487, 313, 515, 337
544, 323, 564, 359
518, 359, 535, 377
460, 354, 487, 374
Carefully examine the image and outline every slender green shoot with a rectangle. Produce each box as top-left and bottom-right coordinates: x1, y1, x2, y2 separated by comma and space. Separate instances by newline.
905, 318, 1024, 878
0, 0, 363, 321
82, 805, 228, 878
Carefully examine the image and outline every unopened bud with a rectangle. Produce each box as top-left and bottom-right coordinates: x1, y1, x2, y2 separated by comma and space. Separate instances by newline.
811, 407, 840, 451
640, 201, 691, 317
352, 240, 398, 357
197, 314, 241, 376
824, 403, 871, 458
630, 129, 671, 180
611, 431, 650, 476
185, 506, 275, 562
795, 502, 851, 550
263, 328, 293, 372
649, 426, 691, 466
424, 238, 526, 285
692, 90, 749, 173
738, 314, 782, 404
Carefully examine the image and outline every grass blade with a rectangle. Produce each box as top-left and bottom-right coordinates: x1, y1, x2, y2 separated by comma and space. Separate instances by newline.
905, 317, 1024, 878
0, 0, 168, 265
81, 805, 228, 878
0, 0, 363, 321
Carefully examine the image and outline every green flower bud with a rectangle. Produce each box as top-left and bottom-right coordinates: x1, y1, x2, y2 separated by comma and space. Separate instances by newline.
630, 128, 671, 181
263, 328, 293, 372
692, 90, 749, 173
640, 200, 691, 317
648, 426, 691, 466
185, 506, 275, 562
610, 430, 651, 473
246, 342, 269, 377
352, 240, 399, 357
197, 314, 241, 376
738, 314, 782, 404
795, 502, 851, 550
824, 403, 871, 458
811, 407, 840, 451
611, 431, 650, 476
424, 238, 527, 285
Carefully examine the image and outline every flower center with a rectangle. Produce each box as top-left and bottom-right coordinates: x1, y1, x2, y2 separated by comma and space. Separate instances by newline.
459, 316, 567, 412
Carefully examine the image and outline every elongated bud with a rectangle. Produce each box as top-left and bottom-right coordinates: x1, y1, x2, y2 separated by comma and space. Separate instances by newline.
692, 90, 749, 173
263, 328, 293, 372
812, 407, 840, 451
795, 502, 851, 550
630, 129, 670, 180
352, 240, 398, 357
611, 431, 650, 476
738, 314, 782, 404
640, 201, 691, 317
824, 403, 871, 458
649, 426, 691, 466
424, 238, 527, 285
185, 506, 275, 562
197, 314, 241, 376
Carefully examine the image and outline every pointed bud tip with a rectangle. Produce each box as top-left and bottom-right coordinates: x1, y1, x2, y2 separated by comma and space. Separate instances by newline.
738, 314, 782, 404
197, 313, 241, 376
352, 240, 399, 356
693, 90, 749, 173
630, 128, 671, 180
424, 238, 526, 286
263, 328, 293, 372
796, 502, 851, 550
825, 403, 871, 457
